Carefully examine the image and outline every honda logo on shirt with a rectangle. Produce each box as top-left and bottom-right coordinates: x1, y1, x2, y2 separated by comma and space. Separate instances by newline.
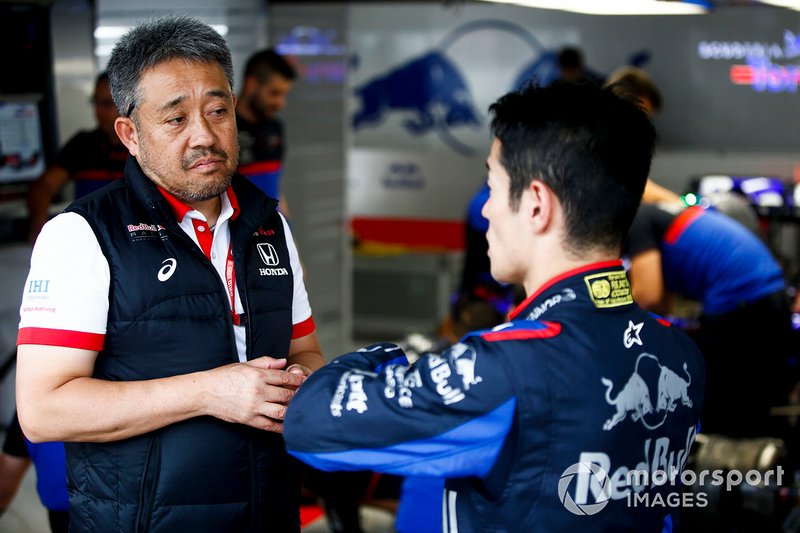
257, 243, 280, 266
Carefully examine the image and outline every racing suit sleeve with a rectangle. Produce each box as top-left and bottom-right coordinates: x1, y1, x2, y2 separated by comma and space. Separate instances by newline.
284, 340, 516, 478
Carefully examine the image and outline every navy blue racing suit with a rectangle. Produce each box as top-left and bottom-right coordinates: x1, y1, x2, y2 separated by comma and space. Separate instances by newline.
285, 261, 705, 532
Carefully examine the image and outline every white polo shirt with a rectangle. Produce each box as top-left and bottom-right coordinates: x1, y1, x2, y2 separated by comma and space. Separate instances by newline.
18, 186, 314, 362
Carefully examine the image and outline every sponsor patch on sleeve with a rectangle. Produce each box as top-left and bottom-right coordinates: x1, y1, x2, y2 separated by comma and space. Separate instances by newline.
584, 270, 633, 308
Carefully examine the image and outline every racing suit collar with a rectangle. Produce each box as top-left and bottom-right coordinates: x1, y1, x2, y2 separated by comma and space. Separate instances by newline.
509, 260, 625, 320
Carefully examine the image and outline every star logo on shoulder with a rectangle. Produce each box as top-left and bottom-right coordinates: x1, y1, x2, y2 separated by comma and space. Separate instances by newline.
623, 321, 644, 349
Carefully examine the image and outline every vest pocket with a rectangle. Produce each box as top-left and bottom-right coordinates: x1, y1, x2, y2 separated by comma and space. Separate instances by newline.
135, 435, 161, 533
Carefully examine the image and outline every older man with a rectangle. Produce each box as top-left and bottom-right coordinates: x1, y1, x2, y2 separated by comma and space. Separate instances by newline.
16, 16, 323, 532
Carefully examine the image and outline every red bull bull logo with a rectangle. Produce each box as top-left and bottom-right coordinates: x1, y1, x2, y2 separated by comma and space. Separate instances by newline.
601, 353, 692, 431
352, 19, 644, 156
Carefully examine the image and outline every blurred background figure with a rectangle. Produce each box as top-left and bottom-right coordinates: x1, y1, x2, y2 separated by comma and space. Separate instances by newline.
555, 46, 603, 85
625, 202, 794, 439
236, 48, 297, 218
606, 65, 662, 115
607, 67, 764, 238
26, 72, 126, 242
0, 410, 68, 533
605, 66, 682, 205
450, 181, 514, 334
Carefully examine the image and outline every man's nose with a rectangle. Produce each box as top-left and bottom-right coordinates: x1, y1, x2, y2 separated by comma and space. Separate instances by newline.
188, 115, 218, 147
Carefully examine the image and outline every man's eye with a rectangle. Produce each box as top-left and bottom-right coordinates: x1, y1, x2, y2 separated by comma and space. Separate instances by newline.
167, 116, 185, 125
211, 108, 227, 117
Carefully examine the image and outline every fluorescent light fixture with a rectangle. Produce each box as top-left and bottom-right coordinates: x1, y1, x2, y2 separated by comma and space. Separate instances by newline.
94, 26, 129, 39
94, 24, 228, 40
757, 0, 800, 11
475, 0, 708, 15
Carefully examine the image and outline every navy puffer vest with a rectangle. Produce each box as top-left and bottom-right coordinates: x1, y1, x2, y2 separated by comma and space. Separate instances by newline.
64, 158, 299, 532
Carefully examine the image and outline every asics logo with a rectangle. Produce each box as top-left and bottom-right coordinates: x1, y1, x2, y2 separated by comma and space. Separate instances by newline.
158, 258, 177, 282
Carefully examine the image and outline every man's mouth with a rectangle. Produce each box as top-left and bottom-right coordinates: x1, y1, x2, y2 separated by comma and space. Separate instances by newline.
190, 158, 224, 171
182, 147, 230, 171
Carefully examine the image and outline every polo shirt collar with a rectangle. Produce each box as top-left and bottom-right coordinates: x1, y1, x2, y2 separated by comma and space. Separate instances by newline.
156, 186, 241, 223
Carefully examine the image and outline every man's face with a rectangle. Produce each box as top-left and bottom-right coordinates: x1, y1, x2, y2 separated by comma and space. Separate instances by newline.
127, 59, 239, 203
251, 74, 293, 120
93, 79, 119, 141
482, 138, 528, 285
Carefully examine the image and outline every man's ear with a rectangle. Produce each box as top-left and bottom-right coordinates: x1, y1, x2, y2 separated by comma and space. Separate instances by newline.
114, 117, 139, 157
528, 179, 555, 233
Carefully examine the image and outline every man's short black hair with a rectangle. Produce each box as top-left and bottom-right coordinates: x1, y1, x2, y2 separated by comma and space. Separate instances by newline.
243, 49, 297, 84
489, 82, 656, 256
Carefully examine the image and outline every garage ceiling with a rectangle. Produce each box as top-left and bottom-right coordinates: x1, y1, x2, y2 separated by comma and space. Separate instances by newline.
470, 0, 800, 13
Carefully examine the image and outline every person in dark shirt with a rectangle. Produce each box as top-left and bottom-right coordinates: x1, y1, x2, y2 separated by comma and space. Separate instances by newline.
605, 66, 682, 206
452, 182, 514, 334
555, 46, 604, 85
26, 72, 127, 241
625, 202, 793, 437
236, 49, 297, 217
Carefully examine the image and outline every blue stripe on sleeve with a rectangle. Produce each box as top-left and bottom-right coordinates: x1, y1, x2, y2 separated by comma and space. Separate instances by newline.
289, 397, 516, 477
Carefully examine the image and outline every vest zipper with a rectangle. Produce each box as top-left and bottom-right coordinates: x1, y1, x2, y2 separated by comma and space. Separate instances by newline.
237, 244, 261, 530
134, 435, 161, 533
237, 245, 253, 359
249, 441, 259, 530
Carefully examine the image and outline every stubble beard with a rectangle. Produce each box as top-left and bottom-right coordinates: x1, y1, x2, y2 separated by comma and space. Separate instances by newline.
138, 137, 239, 203
250, 94, 276, 122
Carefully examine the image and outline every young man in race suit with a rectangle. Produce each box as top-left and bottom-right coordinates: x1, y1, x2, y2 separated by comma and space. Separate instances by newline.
284, 82, 706, 532
16, 17, 323, 532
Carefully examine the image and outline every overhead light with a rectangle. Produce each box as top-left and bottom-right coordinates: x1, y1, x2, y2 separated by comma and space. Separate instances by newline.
757, 0, 800, 11
475, 0, 709, 15
94, 26, 130, 39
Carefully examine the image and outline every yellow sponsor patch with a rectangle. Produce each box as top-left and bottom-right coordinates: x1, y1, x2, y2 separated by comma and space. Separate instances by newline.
584, 271, 633, 308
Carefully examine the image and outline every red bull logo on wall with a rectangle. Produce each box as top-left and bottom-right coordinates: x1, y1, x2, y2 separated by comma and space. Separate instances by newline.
351, 20, 643, 156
